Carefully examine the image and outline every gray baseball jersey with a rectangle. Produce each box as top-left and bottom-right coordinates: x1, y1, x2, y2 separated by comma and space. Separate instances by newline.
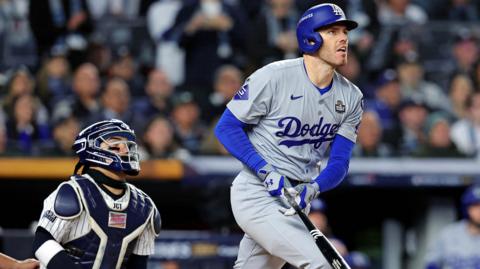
227, 58, 363, 269
227, 57, 363, 182
37, 175, 157, 256
425, 220, 480, 268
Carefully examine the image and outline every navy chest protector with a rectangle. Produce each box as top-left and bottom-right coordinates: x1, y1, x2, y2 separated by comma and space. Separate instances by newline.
58, 175, 154, 269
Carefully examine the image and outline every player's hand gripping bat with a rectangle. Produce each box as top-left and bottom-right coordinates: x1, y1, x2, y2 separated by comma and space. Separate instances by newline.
283, 188, 351, 269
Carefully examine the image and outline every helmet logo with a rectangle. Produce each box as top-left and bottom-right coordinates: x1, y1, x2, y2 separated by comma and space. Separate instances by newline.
298, 13, 313, 24
331, 5, 344, 17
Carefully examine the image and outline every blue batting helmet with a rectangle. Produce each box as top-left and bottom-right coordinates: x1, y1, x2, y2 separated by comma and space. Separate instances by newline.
72, 119, 140, 175
462, 184, 480, 215
296, 3, 358, 54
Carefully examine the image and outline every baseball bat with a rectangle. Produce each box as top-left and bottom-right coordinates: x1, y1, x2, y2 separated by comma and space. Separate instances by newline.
283, 190, 351, 269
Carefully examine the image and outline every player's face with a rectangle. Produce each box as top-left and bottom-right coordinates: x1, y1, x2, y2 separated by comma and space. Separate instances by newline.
468, 203, 480, 228
317, 24, 349, 67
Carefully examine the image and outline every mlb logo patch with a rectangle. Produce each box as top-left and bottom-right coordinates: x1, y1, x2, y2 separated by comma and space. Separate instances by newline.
234, 83, 249, 100
108, 212, 127, 229
43, 210, 56, 223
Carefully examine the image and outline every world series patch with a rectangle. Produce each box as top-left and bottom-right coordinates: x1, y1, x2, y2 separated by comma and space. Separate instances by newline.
108, 212, 127, 229
335, 100, 345, 113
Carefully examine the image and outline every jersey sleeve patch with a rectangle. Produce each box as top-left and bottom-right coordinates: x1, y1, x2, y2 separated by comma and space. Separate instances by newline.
233, 83, 249, 100
53, 183, 82, 219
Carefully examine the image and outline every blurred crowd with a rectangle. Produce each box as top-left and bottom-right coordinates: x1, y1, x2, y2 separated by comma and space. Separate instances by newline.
3, 0, 480, 160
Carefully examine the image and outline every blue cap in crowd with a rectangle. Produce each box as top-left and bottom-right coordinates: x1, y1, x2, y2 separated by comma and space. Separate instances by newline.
345, 251, 371, 269
310, 198, 327, 213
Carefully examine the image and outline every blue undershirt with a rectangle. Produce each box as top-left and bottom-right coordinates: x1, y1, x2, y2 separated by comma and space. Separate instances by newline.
214, 108, 354, 192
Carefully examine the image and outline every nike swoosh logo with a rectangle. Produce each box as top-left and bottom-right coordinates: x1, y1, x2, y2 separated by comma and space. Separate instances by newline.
290, 95, 303, 100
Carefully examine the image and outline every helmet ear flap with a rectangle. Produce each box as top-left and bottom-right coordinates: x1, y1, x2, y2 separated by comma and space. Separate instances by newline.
302, 31, 323, 54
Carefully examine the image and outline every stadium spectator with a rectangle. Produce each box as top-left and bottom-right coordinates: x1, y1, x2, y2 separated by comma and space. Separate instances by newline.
1, 66, 37, 110
28, 0, 93, 68
131, 69, 175, 131
366, 70, 402, 145
90, 77, 133, 125
84, 39, 112, 77
396, 58, 450, 112
202, 64, 243, 124
353, 110, 394, 157
107, 47, 144, 97
53, 63, 100, 127
395, 99, 429, 156
448, 30, 479, 78
424, 184, 480, 269
35, 52, 71, 110
146, 0, 185, 86
450, 91, 480, 158
413, 112, 466, 158
0, 0, 37, 70
140, 115, 181, 159
245, 0, 299, 72
170, 0, 246, 91
40, 115, 80, 157
171, 91, 206, 155
446, 72, 474, 120
378, 0, 428, 26
5, 94, 51, 155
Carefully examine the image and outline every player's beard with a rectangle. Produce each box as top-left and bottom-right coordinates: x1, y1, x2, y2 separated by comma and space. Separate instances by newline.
317, 48, 347, 68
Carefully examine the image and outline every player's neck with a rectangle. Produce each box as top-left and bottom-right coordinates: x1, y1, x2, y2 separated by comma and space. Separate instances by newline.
303, 55, 335, 88
89, 167, 127, 195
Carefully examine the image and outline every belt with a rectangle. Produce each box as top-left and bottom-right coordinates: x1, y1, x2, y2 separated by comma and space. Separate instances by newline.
286, 177, 304, 187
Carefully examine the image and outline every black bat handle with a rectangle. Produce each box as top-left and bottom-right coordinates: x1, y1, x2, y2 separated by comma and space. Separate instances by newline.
284, 189, 351, 269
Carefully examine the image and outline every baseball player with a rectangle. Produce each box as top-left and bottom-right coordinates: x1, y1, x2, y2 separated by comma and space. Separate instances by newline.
424, 184, 480, 269
0, 253, 39, 269
215, 3, 363, 268
32, 119, 161, 269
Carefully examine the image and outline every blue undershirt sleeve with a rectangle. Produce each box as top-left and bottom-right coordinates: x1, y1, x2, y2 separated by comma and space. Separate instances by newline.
314, 134, 354, 192
214, 109, 267, 174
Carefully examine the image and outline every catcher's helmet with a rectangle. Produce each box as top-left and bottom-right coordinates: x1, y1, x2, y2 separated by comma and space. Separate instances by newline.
72, 119, 140, 175
462, 184, 480, 214
296, 3, 358, 54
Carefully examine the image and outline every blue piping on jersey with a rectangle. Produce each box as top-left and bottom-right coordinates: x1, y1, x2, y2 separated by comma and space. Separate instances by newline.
215, 109, 267, 174
314, 134, 354, 192
302, 62, 333, 95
